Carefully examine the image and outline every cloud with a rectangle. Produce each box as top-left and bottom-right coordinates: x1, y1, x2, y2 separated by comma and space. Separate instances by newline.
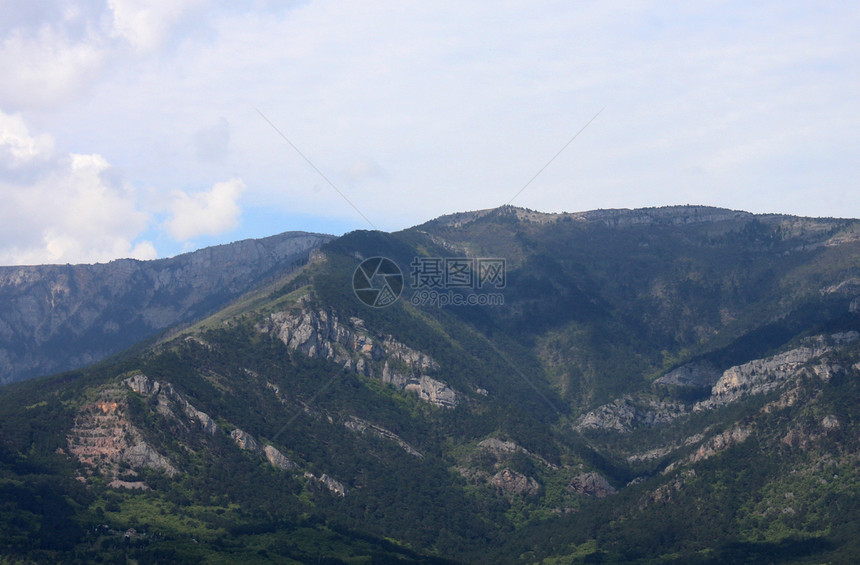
0, 25, 105, 110
0, 111, 155, 265
193, 117, 231, 163
165, 178, 246, 241
2, 1, 859, 261
0, 0, 210, 110
0, 112, 54, 167
107, 0, 207, 52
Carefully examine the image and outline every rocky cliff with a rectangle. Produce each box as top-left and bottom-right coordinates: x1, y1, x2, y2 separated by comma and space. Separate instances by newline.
576, 332, 860, 433
260, 307, 459, 407
0, 231, 332, 384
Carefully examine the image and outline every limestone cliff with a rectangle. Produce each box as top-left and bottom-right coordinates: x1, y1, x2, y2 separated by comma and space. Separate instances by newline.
260, 307, 459, 407
576, 332, 859, 433
694, 332, 858, 411
575, 396, 688, 433
125, 373, 218, 436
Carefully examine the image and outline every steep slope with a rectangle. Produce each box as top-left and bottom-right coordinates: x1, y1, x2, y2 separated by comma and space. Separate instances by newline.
407, 205, 860, 408
0, 231, 332, 384
1, 205, 860, 563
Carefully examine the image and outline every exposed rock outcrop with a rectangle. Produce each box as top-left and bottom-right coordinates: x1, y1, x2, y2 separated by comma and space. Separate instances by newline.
575, 396, 688, 433
654, 361, 721, 388
822, 415, 840, 429
663, 426, 752, 473
261, 308, 458, 407
231, 429, 260, 452
477, 437, 558, 470
266, 309, 382, 370
125, 374, 299, 471
567, 472, 616, 497
67, 395, 177, 486
478, 438, 527, 456
382, 367, 458, 408
123, 442, 177, 474
694, 333, 857, 411
579, 333, 860, 433
490, 468, 540, 496
264, 445, 296, 470
344, 416, 423, 458
687, 426, 751, 464
229, 428, 298, 471
304, 472, 348, 497
626, 432, 706, 463
125, 374, 218, 435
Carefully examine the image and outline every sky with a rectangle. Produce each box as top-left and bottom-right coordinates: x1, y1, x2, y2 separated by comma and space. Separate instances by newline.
0, 1, 858, 265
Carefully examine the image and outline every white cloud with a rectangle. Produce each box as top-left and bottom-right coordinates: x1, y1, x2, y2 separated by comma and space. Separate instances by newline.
0, 112, 54, 167
165, 178, 246, 241
0, 25, 105, 110
0, 0, 210, 110
0, 111, 154, 265
108, 0, 207, 52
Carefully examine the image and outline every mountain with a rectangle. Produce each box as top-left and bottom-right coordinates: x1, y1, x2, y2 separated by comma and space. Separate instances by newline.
0, 231, 332, 385
1, 205, 860, 563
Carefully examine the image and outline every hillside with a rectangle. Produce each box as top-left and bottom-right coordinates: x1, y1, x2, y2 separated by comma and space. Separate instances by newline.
1, 205, 859, 563
0, 231, 332, 384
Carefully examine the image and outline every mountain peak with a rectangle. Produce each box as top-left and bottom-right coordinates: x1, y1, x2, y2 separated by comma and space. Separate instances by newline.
2, 203, 860, 563
420, 204, 754, 230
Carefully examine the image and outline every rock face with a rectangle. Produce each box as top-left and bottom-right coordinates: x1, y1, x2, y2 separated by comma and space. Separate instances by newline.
261, 308, 458, 407
304, 472, 348, 497
264, 445, 296, 470
574, 206, 753, 228
694, 333, 857, 411
123, 442, 177, 474
663, 426, 753, 474
67, 395, 177, 487
477, 437, 558, 470
0, 231, 332, 384
578, 333, 860, 433
568, 472, 617, 498
267, 309, 383, 368
575, 396, 688, 433
654, 361, 721, 388
125, 374, 218, 436
344, 416, 423, 458
490, 468, 540, 496
231, 429, 260, 452
688, 426, 751, 464
382, 369, 458, 408
317, 474, 348, 497
225, 426, 299, 471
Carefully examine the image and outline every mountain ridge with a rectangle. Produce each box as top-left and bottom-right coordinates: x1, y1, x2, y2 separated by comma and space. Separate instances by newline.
0, 230, 333, 384
1, 204, 860, 563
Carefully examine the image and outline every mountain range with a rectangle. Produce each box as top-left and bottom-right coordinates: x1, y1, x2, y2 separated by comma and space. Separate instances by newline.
1, 205, 859, 563
0, 231, 331, 384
